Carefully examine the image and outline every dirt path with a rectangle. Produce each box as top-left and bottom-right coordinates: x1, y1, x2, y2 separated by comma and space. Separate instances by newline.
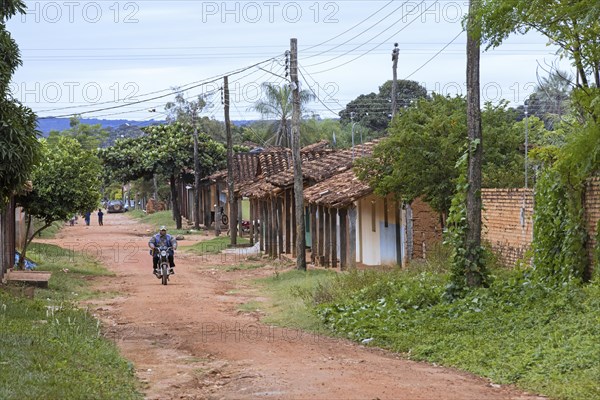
41, 213, 545, 400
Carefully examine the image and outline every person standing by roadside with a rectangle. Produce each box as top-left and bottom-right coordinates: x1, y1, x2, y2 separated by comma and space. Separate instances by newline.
97, 208, 104, 226
84, 211, 91, 226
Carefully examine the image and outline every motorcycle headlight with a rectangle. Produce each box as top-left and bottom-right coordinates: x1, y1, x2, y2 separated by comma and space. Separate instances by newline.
160, 250, 167, 257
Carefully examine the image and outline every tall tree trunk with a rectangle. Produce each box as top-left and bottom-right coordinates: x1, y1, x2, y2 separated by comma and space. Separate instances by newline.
466, 0, 484, 287
19, 214, 51, 270
170, 173, 182, 229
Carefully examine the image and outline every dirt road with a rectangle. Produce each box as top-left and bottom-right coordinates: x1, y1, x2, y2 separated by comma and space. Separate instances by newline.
42, 213, 544, 399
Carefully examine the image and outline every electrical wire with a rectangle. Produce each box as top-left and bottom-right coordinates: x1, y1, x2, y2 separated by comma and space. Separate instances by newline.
303, 0, 427, 68
305, 1, 440, 75
37, 54, 284, 118
404, 29, 465, 80
301, 0, 409, 61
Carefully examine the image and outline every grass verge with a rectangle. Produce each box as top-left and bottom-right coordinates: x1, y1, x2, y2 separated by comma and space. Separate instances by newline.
309, 267, 600, 400
27, 243, 117, 302
182, 235, 249, 255
126, 210, 222, 236
251, 268, 337, 332
246, 250, 599, 400
0, 242, 141, 399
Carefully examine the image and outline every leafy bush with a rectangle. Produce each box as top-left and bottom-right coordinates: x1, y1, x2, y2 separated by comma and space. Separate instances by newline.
312, 268, 600, 400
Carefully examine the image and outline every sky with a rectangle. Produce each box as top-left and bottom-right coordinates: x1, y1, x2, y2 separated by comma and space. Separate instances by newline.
7, 0, 569, 122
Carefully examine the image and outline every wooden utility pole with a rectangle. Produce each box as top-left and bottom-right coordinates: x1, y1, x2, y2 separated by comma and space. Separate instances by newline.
466, 0, 484, 287
225, 76, 237, 245
224, 75, 237, 244
290, 38, 306, 270
392, 43, 406, 267
192, 106, 201, 230
391, 43, 399, 119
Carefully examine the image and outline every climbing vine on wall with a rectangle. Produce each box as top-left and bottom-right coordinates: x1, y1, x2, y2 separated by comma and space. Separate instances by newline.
531, 168, 587, 284
444, 141, 488, 299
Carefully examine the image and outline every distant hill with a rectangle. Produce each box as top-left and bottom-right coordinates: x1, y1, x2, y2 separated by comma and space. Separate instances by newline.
36, 118, 259, 136
36, 118, 165, 136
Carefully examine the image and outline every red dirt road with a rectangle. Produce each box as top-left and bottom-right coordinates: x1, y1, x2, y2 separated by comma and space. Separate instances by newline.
41, 213, 545, 400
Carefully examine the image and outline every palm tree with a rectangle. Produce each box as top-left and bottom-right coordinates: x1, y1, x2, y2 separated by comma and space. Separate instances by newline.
249, 82, 314, 148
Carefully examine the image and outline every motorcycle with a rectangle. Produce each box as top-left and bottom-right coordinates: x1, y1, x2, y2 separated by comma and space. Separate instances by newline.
155, 245, 173, 285
240, 220, 260, 233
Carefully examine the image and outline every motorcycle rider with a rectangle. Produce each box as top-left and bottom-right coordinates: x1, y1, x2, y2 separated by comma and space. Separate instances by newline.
148, 225, 177, 277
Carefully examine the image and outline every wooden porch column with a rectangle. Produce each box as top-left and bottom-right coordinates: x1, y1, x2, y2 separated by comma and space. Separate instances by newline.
310, 204, 317, 263
324, 207, 331, 267
291, 193, 297, 257
269, 198, 276, 257
339, 208, 347, 270
202, 185, 210, 227
254, 198, 261, 246
285, 189, 291, 254
348, 204, 357, 270
277, 195, 284, 256
214, 182, 221, 236
265, 198, 273, 257
248, 198, 254, 245
330, 208, 338, 269
317, 205, 325, 266
260, 199, 266, 253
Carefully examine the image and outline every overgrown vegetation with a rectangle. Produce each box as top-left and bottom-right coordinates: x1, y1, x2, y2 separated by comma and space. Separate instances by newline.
312, 268, 599, 400
0, 243, 141, 399
444, 142, 488, 297
251, 251, 598, 400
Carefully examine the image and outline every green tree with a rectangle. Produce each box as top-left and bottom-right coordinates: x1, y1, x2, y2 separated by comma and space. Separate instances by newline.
99, 123, 226, 229
479, 0, 600, 89
47, 116, 109, 151
527, 70, 572, 130
355, 95, 532, 221
479, 0, 600, 282
355, 95, 466, 217
17, 137, 102, 268
0, 0, 41, 206
250, 82, 315, 147
339, 80, 429, 132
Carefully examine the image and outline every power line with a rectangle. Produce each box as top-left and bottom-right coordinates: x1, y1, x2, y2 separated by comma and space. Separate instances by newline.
301, 0, 403, 59
404, 29, 465, 79
37, 55, 284, 119
305, 1, 441, 74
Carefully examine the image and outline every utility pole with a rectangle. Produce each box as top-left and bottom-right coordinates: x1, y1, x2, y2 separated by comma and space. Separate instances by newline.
391, 43, 399, 119
224, 75, 237, 245
290, 38, 306, 271
192, 105, 201, 230
392, 42, 406, 266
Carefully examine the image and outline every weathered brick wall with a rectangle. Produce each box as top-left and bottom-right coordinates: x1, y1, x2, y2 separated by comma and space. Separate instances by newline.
482, 188, 534, 267
584, 177, 600, 275
411, 197, 443, 260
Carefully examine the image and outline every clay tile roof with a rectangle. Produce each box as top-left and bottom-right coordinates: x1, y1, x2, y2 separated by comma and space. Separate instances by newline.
267, 139, 381, 188
234, 141, 334, 198
303, 168, 373, 208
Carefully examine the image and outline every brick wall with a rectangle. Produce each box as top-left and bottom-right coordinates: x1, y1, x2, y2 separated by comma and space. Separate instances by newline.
584, 177, 600, 275
411, 197, 443, 260
482, 188, 534, 267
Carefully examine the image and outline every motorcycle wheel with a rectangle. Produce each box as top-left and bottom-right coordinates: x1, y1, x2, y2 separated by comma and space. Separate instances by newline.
161, 265, 168, 285
221, 214, 229, 226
